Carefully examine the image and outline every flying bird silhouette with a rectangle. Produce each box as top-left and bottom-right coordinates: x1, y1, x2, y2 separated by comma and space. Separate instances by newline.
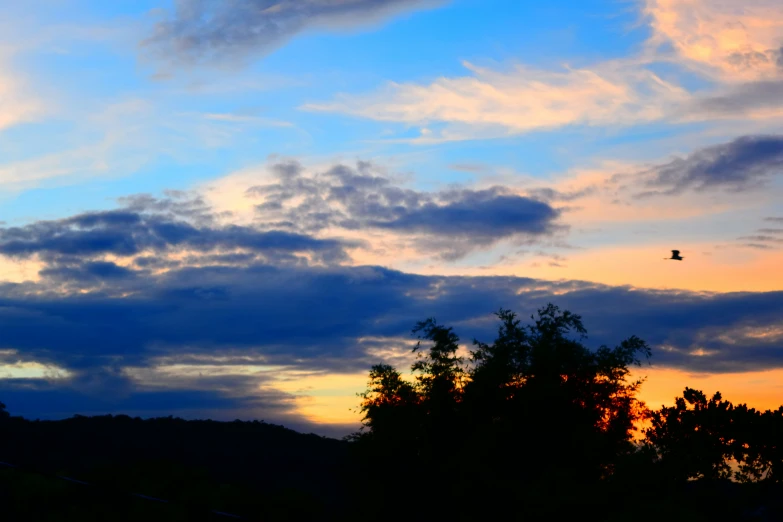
664, 250, 684, 261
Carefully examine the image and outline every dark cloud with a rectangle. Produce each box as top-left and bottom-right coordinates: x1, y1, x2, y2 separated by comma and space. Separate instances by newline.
39, 261, 139, 285
1, 256, 783, 430
370, 192, 558, 237
0, 260, 782, 375
246, 160, 564, 260
765, 217, 783, 223
142, 0, 441, 68
758, 228, 783, 234
0, 375, 331, 432
0, 196, 351, 272
634, 135, 783, 197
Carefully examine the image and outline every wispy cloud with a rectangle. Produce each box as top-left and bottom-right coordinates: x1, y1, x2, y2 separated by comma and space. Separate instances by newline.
200, 112, 294, 127
0, 51, 46, 132
142, 0, 443, 70
0, 99, 300, 193
302, 59, 691, 142
298, 0, 783, 142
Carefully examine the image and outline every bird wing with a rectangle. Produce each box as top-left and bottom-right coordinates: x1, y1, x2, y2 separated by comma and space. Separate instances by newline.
671, 250, 680, 255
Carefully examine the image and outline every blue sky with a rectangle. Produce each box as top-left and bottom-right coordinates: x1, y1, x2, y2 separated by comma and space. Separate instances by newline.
1, 0, 783, 435
0, 0, 667, 220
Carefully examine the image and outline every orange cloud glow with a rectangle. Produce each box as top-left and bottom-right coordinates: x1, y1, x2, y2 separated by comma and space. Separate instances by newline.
645, 0, 783, 81
302, 60, 690, 142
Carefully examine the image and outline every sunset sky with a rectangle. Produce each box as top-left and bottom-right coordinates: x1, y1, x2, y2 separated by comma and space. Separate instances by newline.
1, 0, 782, 437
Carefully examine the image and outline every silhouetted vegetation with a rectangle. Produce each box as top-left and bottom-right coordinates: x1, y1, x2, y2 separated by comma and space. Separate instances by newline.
2, 304, 782, 521
349, 305, 783, 521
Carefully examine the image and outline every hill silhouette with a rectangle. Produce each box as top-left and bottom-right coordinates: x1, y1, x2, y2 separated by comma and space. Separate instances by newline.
0, 413, 350, 520
2, 303, 782, 521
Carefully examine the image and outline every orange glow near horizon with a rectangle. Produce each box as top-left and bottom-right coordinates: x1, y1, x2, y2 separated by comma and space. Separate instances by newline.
634, 366, 783, 413
409, 242, 783, 293
287, 365, 783, 433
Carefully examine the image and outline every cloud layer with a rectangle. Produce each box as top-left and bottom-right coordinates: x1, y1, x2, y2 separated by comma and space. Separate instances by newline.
0, 192, 352, 288
1, 253, 782, 409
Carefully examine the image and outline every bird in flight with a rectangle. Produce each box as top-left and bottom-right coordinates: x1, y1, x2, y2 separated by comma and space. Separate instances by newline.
665, 250, 684, 261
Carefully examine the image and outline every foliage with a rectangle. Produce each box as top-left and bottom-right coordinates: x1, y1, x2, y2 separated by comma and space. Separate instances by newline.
355, 303, 783, 519
646, 387, 783, 484
355, 304, 656, 517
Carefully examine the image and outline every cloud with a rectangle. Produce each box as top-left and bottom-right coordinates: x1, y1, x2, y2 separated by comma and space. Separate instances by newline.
0, 258, 782, 379
199, 141, 780, 273
242, 159, 564, 260
0, 53, 45, 132
633, 135, 783, 197
0, 193, 353, 283
296, 1, 783, 141
369, 190, 558, 237
0, 374, 308, 428
40, 261, 139, 284
0, 99, 301, 194
737, 235, 783, 243
524, 186, 596, 203
644, 0, 783, 82
481, 135, 782, 236
301, 60, 691, 142
142, 0, 442, 69
2, 210, 783, 430
687, 80, 783, 120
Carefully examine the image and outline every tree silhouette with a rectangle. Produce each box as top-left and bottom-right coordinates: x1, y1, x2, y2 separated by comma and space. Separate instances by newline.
355, 304, 654, 518
646, 387, 783, 484
409, 318, 466, 473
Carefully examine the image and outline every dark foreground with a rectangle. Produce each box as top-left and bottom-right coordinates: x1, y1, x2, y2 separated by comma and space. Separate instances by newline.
2, 305, 782, 521
1, 413, 782, 522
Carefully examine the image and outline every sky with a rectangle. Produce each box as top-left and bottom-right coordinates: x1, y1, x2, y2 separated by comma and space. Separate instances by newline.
0, 0, 782, 437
